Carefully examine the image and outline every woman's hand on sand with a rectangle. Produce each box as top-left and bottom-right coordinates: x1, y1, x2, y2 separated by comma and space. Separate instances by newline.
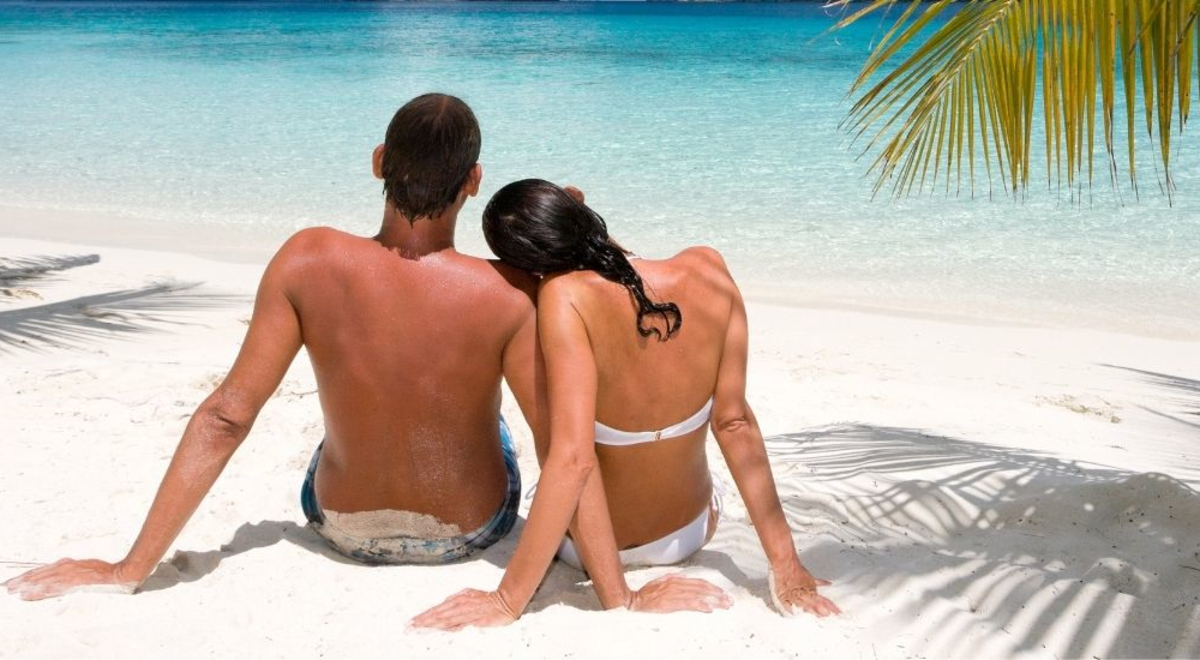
628, 574, 732, 614
4, 558, 138, 601
409, 588, 519, 631
768, 564, 840, 618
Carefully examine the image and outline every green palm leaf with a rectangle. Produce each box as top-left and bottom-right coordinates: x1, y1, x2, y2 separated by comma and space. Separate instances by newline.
833, 0, 1200, 200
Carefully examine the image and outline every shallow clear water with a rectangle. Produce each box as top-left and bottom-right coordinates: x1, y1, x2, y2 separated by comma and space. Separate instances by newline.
2, 1, 1198, 336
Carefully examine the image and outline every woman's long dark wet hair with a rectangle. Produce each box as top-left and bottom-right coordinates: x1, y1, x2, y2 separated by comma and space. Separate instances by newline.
483, 179, 682, 340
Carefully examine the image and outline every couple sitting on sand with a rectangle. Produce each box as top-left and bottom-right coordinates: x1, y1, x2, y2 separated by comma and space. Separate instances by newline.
5, 94, 838, 627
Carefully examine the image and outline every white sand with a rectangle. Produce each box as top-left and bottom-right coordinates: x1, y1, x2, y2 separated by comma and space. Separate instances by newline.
2, 232, 1198, 659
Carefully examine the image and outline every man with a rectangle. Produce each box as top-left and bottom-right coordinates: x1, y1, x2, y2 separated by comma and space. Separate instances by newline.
6, 93, 545, 597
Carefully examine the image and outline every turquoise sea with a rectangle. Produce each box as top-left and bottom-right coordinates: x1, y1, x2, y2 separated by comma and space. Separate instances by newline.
1, 2, 1198, 337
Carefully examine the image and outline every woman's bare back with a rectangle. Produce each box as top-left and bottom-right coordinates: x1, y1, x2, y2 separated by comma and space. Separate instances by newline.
563, 247, 737, 548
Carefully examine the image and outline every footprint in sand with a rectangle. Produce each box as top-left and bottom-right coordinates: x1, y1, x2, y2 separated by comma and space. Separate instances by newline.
1034, 393, 1122, 423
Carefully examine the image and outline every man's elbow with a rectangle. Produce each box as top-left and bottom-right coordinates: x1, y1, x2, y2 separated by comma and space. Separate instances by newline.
192, 400, 254, 448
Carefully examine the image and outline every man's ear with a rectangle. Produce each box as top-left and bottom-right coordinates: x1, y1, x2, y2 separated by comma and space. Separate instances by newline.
464, 163, 483, 198
564, 185, 585, 204
372, 144, 385, 179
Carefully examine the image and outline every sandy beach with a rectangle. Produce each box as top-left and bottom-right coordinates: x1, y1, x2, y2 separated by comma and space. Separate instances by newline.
2, 226, 1198, 659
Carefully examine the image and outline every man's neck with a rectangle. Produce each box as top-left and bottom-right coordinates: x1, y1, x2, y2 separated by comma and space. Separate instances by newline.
375, 204, 459, 259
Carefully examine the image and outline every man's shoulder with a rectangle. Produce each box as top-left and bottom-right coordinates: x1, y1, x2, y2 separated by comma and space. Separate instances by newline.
277, 226, 360, 256
267, 227, 368, 274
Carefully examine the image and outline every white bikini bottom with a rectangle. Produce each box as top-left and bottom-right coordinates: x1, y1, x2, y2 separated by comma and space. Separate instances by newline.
556, 494, 719, 570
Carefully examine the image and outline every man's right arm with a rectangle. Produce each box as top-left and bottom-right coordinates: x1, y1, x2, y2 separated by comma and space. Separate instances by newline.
4, 233, 310, 600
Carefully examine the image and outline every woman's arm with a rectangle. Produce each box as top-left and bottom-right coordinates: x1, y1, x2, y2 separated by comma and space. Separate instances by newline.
503, 298, 717, 612
498, 285, 628, 607
497, 275, 605, 613
709, 262, 840, 618
5, 236, 307, 600
409, 275, 604, 629
411, 274, 727, 630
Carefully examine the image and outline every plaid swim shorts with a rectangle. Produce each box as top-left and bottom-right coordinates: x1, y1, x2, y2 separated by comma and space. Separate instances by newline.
300, 417, 521, 565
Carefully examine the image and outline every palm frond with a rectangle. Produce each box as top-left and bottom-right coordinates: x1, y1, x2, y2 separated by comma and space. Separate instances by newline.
831, 0, 1200, 200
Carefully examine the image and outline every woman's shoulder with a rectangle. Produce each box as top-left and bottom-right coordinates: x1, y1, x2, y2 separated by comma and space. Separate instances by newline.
667, 246, 737, 289
674, 245, 728, 268
537, 269, 602, 301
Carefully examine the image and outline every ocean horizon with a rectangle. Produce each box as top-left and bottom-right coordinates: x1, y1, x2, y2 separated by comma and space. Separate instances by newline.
2, 1, 1198, 338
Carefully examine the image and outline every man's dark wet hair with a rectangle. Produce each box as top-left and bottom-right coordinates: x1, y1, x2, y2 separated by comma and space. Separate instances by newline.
381, 93, 481, 222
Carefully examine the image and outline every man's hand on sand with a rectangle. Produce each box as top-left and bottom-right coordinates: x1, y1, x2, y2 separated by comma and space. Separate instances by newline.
768, 563, 840, 618
5, 558, 138, 601
410, 589, 519, 631
628, 574, 732, 614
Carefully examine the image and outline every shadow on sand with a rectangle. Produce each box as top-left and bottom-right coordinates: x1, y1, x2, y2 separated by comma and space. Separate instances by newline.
140, 521, 351, 592
0, 283, 244, 352
141, 517, 516, 594
118, 425, 1200, 655
0, 253, 246, 352
0, 253, 100, 289
1104, 363, 1200, 430
756, 424, 1200, 658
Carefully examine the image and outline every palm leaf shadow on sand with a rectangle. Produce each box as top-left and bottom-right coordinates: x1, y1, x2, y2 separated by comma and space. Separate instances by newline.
0, 253, 101, 301
757, 425, 1200, 658
1104, 364, 1200, 427
0, 253, 101, 283
0, 282, 246, 352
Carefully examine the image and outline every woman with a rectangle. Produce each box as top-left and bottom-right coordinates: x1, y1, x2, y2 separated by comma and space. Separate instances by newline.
412, 180, 839, 629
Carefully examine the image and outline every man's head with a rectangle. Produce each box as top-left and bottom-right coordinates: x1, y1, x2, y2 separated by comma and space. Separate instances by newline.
375, 93, 482, 223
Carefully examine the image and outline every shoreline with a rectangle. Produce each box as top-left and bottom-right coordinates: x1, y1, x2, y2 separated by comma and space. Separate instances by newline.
0, 203, 287, 265
4, 203, 1198, 343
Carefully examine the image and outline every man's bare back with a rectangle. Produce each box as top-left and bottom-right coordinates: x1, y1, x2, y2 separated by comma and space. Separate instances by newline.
282, 226, 538, 533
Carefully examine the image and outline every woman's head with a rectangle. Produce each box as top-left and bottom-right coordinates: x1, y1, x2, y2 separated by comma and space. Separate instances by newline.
483, 179, 681, 340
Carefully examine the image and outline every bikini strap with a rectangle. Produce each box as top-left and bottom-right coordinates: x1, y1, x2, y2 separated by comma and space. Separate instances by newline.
594, 397, 714, 446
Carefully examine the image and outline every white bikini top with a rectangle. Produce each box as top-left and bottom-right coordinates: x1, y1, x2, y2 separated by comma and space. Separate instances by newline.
593, 397, 714, 446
